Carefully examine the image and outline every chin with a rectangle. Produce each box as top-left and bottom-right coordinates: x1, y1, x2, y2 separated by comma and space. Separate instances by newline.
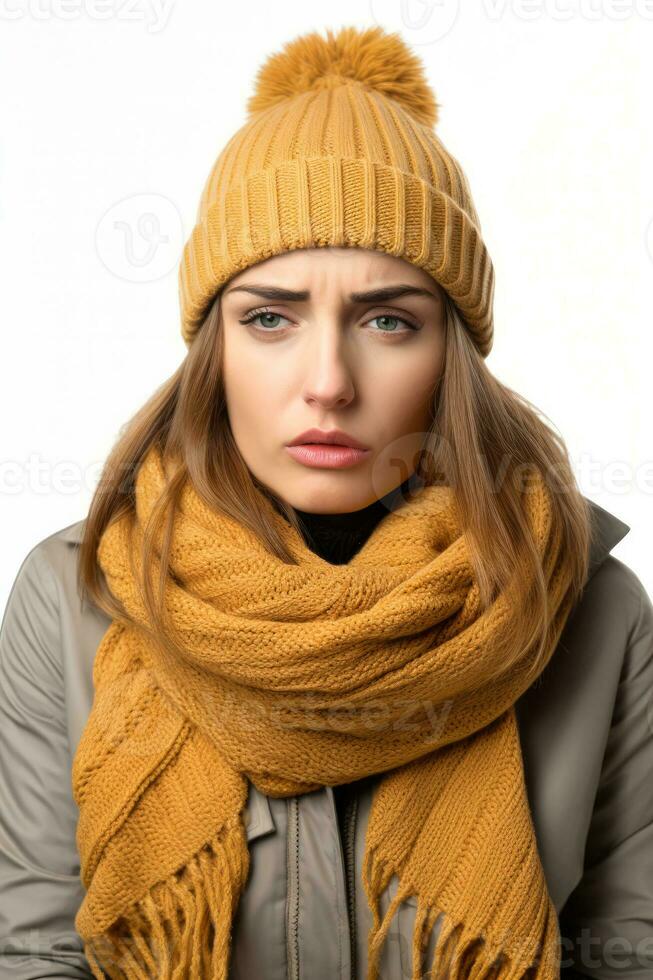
281, 474, 376, 513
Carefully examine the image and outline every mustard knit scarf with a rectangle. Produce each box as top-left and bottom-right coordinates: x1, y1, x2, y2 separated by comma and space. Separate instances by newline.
72, 444, 571, 979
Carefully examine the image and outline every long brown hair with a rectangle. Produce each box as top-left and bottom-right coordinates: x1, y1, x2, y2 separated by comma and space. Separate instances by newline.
78, 281, 591, 687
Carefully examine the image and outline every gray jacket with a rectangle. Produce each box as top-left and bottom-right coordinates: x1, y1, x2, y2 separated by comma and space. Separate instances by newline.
0, 500, 652, 979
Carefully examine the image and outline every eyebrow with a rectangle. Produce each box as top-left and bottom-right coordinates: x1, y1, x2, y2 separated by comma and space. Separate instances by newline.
222, 283, 440, 303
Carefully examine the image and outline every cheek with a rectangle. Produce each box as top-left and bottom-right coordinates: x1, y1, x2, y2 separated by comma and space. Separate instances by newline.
364, 350, 441, 424
223, 337, 288, 433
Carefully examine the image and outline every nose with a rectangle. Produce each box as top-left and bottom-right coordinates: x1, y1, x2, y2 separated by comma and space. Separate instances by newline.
300, 319, 356, 411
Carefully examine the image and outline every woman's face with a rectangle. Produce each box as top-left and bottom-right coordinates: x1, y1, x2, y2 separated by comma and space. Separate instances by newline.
220, 246, 446, 514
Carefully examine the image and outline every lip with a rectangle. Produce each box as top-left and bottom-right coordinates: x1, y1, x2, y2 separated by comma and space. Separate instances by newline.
285, 444, 371, 469
286, 428, 369, 450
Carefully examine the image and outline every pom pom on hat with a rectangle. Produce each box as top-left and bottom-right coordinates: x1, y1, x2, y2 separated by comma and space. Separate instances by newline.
245, 24, 440, 128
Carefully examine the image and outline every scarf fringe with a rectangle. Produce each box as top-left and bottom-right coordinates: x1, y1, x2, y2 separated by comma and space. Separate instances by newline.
362, 848, 556, 980
82, 817, 248, 980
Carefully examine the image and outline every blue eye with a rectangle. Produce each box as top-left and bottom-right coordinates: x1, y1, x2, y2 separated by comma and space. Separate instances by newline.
239, 310, 289, 330
368, 314, 417, 333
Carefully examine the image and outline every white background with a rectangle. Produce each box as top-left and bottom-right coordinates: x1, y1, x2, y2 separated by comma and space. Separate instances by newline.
1, 0, 651, 608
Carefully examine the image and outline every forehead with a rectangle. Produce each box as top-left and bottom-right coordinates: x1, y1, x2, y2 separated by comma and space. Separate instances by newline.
224, 246, 441, 296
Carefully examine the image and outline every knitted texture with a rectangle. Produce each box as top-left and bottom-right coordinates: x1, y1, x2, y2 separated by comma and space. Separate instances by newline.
178, 25, 495, 356
72, 444, 573, 978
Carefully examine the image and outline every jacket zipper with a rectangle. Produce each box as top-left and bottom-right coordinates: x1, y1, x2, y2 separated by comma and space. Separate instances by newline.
343, 793, 359, 978
286, 797, 300, 980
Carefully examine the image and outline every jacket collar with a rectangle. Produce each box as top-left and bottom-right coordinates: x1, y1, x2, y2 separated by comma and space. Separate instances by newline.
59, 497, 630, 574
59, 518, 87, 544
585, 495, 630, 578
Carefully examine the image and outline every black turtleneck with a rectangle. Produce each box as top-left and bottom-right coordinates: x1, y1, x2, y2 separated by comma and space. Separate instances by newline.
289, 471, 420, 565
293, 495, 389, 565
270, 472, 423, 839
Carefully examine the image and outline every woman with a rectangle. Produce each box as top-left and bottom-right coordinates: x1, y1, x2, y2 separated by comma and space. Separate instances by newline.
0, 24, 651, 980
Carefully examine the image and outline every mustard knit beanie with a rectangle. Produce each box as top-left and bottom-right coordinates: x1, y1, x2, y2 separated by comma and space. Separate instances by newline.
178, 25, 495, 357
